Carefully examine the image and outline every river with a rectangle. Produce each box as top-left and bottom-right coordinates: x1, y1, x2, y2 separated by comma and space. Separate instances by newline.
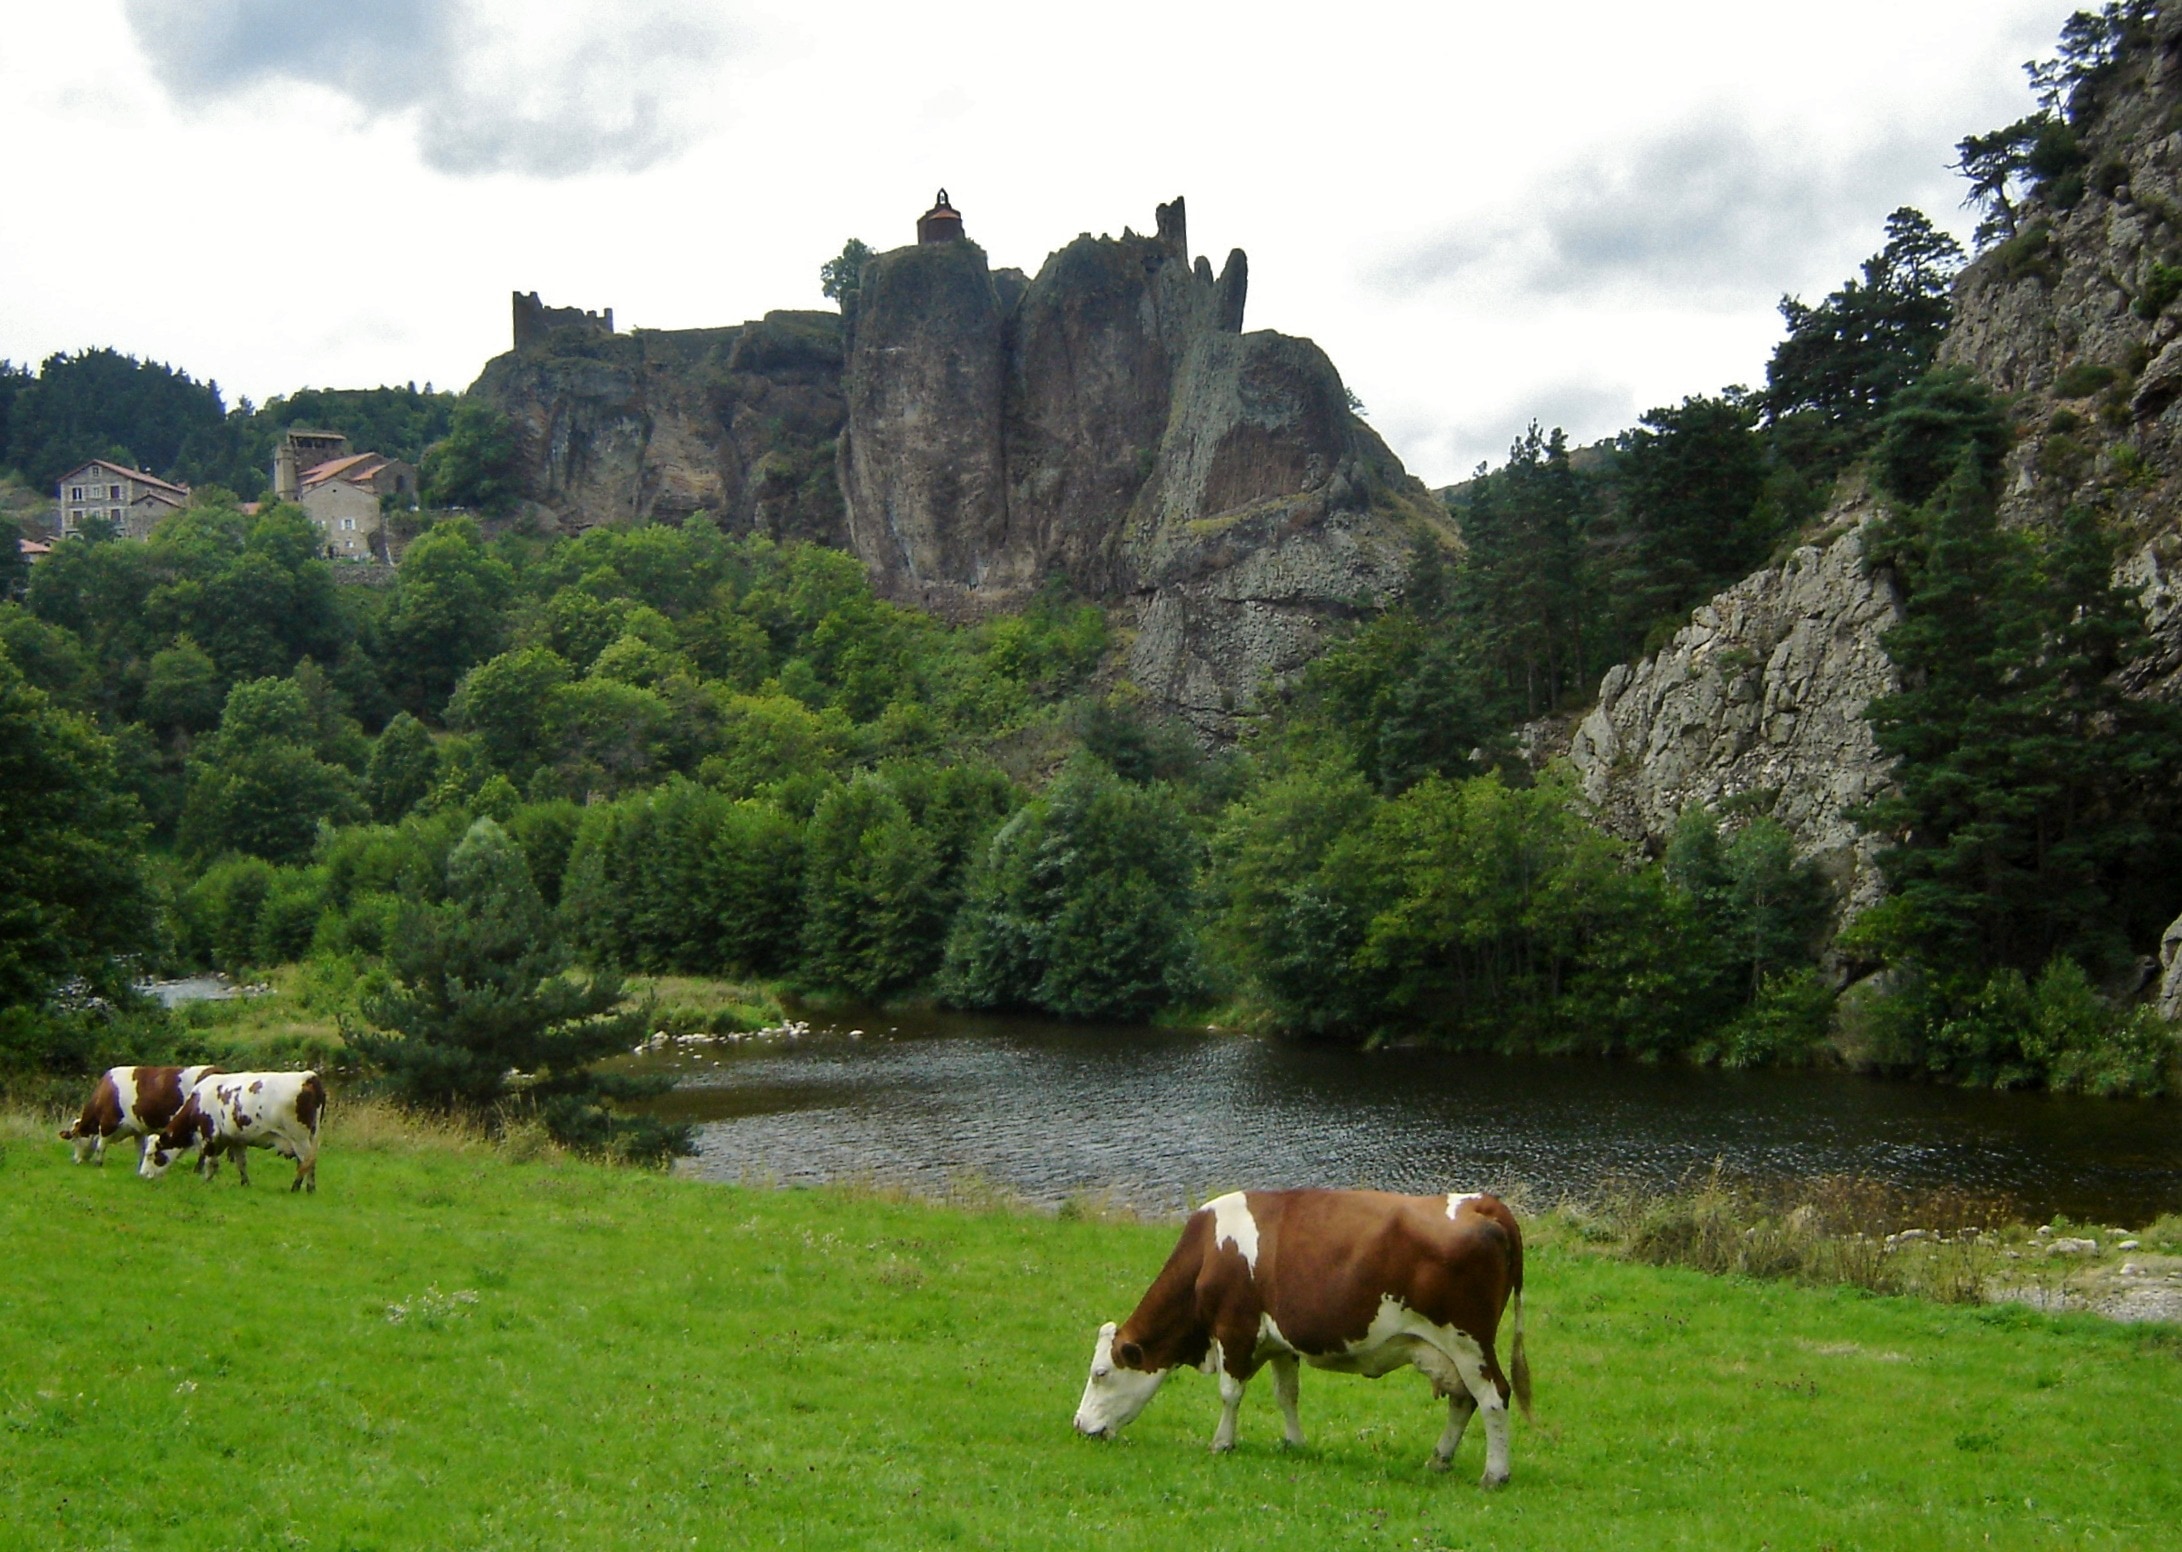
633, 1007, 2182, 1225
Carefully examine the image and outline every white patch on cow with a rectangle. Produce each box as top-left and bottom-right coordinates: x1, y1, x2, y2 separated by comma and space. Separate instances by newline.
1212, 1364, 1247, 1451
1073, 1321, 1168, 1438
1205, 1191, 1260, 1274
1324, 1293, 1511, 1484
1256, 1312, 1292, 1358
1446, 1191, 1484, 1219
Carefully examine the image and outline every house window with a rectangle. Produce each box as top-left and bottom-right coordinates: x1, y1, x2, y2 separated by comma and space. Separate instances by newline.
341, 518, 356, 530
70, 486, 83, 500
111, 509, 123, 523
109, 485, 122, 499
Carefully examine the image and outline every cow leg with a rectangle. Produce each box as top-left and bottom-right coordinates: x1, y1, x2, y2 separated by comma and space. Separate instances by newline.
232, 1144, 251, 1187
292, 1140, 316, 1193
1461, 1359, 1512, 1489
1210, 1369, 1247, 1452
1270, 1354, 1304, 1448
1430, 1389, 1478, 1471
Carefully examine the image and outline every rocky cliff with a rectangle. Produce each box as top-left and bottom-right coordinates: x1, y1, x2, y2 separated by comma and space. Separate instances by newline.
1939, 8, 2182, 700
1565, 494, 1902, 921
840, 197, 1449, 735
1542, 11, 2182, 958
470, 309, 850, 547
470, 198, 1448, 735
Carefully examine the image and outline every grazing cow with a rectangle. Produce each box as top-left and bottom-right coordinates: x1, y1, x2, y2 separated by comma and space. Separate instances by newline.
1073, 1189, 1531, 1485
59, 1065, 219, 1166
140, 1071, 327, 1193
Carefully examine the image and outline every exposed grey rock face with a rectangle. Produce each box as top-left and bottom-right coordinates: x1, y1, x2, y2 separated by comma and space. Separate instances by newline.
839, 196, 1449, 735
1563, 506, 1902, 918
2159, 912, 2182, 1021
470, 311, 849, 546
838, 240, 1010, 594
1937, 7, 2182, 701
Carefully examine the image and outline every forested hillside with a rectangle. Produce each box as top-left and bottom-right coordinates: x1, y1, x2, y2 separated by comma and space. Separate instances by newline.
0, 351, 450, 499
4, 5, 2180, 1147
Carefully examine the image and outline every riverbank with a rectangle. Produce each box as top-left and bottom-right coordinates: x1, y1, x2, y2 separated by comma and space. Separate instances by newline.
3, 1105, 2177, 1550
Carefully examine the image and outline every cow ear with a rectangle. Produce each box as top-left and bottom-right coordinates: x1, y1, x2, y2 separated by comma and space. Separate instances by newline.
1118, 1340, 1145, 1368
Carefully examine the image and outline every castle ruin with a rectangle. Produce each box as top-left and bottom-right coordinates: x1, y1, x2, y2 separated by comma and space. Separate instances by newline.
512, 291, 614, 353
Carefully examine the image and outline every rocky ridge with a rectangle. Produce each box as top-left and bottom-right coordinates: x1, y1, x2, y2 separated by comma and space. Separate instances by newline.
1541, 12, 2182, 979
469, 310, 850, 548
469, 197, 1450, 737
1565, 495, 1902, 922
839, 196, 1449, 735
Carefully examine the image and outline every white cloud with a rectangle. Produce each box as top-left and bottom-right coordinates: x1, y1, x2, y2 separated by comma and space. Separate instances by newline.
122, 0, 736, 175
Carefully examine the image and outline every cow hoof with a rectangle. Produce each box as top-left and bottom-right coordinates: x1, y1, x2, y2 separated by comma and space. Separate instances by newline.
1427, 1455, 1453, 1474
1479, 1470, 1509, 1491
1209, 1440, 1235, 1455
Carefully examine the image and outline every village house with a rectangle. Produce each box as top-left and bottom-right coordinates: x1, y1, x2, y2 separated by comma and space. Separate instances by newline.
298, 450, 416, 559
54, 459, 190, 539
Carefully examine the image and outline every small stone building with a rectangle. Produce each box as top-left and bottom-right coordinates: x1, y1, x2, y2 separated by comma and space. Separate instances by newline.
273, 429, 352, 501
298, 452, 416, 559
55, 459, 190, 539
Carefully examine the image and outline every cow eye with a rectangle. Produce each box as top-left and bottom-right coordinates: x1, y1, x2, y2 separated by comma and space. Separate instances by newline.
1093, 1365, 1110, 1379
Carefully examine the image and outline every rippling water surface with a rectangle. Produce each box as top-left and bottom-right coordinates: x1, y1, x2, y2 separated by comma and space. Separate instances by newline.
634, 1008, 2182, 1223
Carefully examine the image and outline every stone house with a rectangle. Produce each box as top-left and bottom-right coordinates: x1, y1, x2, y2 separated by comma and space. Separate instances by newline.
55, 459, 190, 539
273, 429, 352, 500
298, 452, 417, 559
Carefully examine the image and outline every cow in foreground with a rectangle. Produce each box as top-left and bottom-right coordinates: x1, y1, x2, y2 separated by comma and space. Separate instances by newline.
60, 1065, 219, 1166
1073, 1189, 1531, 1485
140, 1071, 326, 1193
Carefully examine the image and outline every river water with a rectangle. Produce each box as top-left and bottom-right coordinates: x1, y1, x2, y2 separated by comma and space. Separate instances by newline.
634, 1008, 2182, 1225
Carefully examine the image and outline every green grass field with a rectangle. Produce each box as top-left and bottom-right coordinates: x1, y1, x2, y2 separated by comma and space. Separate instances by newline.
3, 1108, 2178, 1551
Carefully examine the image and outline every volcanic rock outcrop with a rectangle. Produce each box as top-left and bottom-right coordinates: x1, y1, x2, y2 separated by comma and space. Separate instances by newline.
472, 306, 851, 547
471, 197, 1450, 736
839, 196, 1448, 734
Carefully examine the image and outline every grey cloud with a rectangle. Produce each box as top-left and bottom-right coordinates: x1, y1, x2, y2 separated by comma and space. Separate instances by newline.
1417, 380, 1637, 482
124, 0, 446, 108
124, 0, 729, 177
1382, 115, 1943, 302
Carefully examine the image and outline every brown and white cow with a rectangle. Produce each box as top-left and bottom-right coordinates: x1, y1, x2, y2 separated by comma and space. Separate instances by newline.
59, 1065, 219, 1166
139, 1071, 327, 1193
1073, 1189, 1531, 1485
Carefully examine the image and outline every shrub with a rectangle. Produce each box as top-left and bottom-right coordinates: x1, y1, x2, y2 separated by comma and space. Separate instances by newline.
1719, 969, 1837, 1068
2133, 260, 2182, 319
2053, 361, 2118, 398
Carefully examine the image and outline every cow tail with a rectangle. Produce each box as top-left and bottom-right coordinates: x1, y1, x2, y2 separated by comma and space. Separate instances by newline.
1508, 1285, 1532, 1420
1507, 1219, 1533, 1420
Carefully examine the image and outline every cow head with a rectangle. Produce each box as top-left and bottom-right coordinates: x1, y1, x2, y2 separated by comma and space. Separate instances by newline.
138, 1133, 192, 1179
1073, 1321, 1168, 1438
59, 1122, 99, 1164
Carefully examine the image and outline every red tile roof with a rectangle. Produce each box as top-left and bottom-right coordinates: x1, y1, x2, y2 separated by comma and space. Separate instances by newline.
301, 452, 388, 488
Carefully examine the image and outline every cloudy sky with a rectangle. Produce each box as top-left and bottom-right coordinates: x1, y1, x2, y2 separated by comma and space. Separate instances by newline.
3, 0, 2078, 486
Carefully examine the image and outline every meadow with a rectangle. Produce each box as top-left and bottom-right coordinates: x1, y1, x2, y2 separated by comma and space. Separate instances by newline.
3, 1105, 2179, 1552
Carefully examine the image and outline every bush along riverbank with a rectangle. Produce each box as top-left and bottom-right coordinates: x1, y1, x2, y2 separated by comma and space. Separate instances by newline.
3, 1103, 2179, 1552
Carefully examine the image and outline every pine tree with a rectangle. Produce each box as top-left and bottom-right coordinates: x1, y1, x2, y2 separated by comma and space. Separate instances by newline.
1857, 461, 2182, 979
349, 819, 689, 1161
